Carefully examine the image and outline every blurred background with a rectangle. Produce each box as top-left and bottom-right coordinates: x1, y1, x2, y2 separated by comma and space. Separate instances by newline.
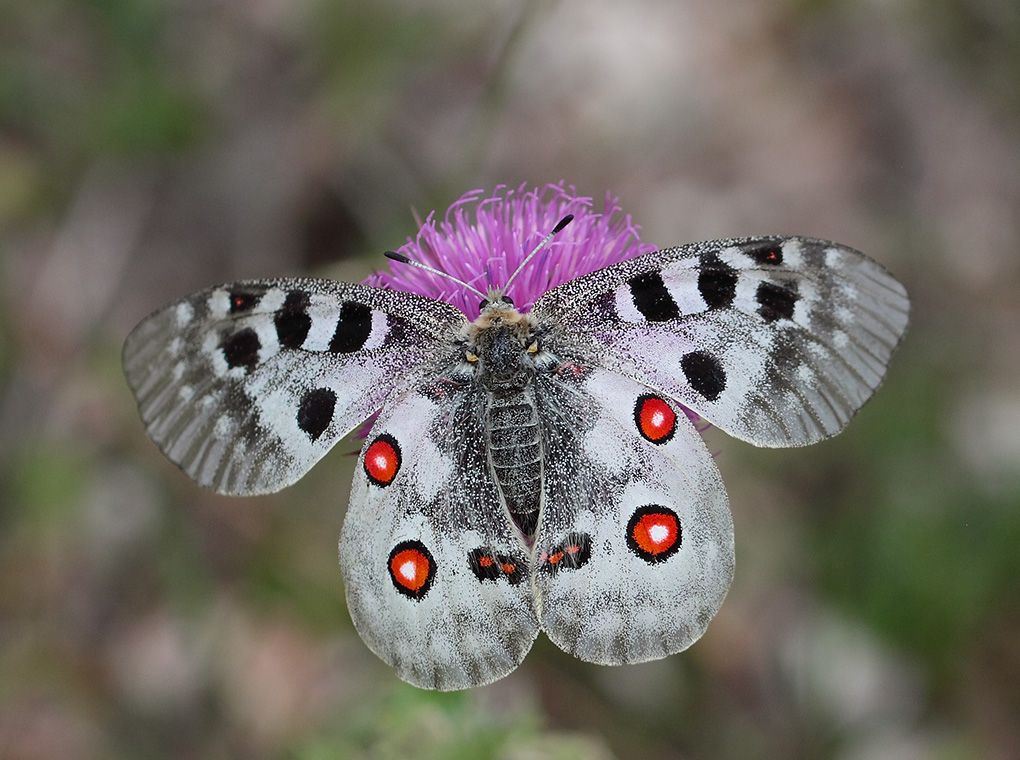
2, 0, 1019, 758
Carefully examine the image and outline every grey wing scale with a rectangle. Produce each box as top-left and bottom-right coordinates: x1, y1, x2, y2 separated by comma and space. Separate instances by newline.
533, 236, 909, 447
340, 382, 539, 691
531, 368, 734, 664
123, 278, 466, 495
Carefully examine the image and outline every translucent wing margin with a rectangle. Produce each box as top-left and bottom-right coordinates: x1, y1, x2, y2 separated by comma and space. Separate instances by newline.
123, 278, 466, 495
533, 236, 909, 447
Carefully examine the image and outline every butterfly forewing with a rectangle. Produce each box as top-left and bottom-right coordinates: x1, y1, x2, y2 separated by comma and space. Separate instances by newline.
339, 380, 540, 691
533, 236, 909, 447
123, 279, 466, 495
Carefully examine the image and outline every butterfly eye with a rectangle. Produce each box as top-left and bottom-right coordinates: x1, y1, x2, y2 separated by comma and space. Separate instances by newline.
500, 295, 514, 306
478, 299, 490, 311
465, 351, 479, 362
526, 341, 539, 354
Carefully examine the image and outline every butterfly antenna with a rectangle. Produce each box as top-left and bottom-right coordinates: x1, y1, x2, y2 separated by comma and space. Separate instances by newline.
384, 251, 488, 301
502, 214, 574, 294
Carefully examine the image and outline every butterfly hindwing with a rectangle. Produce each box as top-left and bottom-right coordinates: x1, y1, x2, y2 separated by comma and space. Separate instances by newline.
339, 381, 540, 691
123, 278, 465, 495
533, 236, 910, 447
532, 367, 734, 664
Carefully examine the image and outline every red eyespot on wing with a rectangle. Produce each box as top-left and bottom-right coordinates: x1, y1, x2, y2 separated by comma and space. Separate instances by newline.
634, 395, 677, 444
364, 433, 401, 486
626, 506, 681, 563
388, 540, 435, 599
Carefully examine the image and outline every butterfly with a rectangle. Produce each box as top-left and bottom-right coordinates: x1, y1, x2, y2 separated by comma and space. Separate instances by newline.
123, 221, 909, 690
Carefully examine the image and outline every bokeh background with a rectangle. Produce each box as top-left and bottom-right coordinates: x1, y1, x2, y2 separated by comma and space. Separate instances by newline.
2, 1, 1019, 758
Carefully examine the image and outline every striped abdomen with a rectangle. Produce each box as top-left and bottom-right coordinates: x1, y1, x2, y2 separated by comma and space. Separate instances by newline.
485, 389, 542, 537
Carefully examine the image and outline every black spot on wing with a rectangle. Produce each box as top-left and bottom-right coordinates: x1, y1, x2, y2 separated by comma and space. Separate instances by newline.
745, 242, 784, 265
297, 387, 336, 441
468, 548, 527, 585
681, 350, 726, 401
228, 290, 261, 313
698, 251, 738, 310
756, 281, 799, 323
329, 302, 373, 353
539, 532, 592, 574
221, 328, 260, 372
384, 314, 410, 346
275, 290, 312, 348
627, 271, 680, 322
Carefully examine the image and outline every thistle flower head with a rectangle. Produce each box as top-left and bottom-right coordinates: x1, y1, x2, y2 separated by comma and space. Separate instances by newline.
365, 183, 657, 315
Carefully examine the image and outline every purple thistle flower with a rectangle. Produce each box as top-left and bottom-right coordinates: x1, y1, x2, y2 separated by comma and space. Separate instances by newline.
365, 182, 658, 316
357, 182, 707, 436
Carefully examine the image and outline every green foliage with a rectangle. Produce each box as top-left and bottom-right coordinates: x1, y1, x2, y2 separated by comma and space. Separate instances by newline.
292, 687, 610, 760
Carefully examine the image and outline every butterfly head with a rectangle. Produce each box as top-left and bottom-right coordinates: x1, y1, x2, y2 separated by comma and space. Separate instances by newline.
464, 296, 543, 392
478, 293, 515, 313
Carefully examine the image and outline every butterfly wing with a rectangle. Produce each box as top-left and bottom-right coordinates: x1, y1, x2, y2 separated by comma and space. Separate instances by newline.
532, 237, 909, 447
123, 279, 466, 495
339, 381, 540, 691
530, 367, 733, 664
